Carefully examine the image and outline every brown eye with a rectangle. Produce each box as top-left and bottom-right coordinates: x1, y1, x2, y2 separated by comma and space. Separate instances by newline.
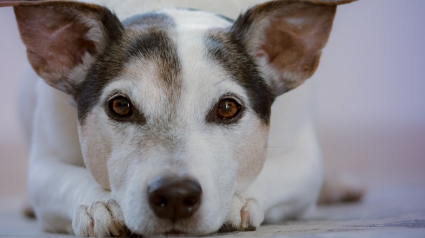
216, 99, 241, 119
109, 96, 132, 117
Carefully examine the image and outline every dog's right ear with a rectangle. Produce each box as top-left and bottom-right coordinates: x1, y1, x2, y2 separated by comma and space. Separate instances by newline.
0, 0, 123, 95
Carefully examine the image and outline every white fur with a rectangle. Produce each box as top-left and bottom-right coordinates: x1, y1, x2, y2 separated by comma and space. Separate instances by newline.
21, 0, 326, 236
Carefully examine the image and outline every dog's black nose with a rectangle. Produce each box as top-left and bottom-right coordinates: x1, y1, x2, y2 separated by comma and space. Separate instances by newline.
147, 176, 202, 221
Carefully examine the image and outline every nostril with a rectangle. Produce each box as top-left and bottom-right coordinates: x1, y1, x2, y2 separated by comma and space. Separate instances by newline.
183, 196, 200, 207
151, 196, 168, 207
147, 176, 202, 221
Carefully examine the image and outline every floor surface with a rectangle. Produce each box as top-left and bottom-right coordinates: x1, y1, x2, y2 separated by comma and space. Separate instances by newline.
1, 186, 424, 237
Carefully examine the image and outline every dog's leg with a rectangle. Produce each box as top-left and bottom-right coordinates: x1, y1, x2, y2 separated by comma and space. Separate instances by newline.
30, 163, 128, 236
318, 171, 365, 204
28, 82, 128, 236
224, 121, 323, 229
29, 160, 115, 234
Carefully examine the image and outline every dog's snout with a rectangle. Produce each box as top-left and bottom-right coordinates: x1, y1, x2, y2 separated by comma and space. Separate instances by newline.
148, 176, 202, 221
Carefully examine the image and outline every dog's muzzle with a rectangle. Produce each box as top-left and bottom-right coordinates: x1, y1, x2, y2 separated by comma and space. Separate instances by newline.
147, 176, 202, 221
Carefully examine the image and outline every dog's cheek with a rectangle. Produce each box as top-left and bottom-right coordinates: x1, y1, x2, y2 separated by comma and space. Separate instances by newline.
234, 119, 270, 191
111, 157, 151, 234
78, 112, 113, 190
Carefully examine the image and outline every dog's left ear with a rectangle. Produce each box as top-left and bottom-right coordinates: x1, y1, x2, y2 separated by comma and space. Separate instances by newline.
0, 0, 123, 95
231, 0, 356, 96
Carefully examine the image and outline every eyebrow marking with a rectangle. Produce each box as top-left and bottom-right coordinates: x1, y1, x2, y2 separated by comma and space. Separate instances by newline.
204, 30, 274, 124
125, 29, 181, 91
76, 12, 181, 124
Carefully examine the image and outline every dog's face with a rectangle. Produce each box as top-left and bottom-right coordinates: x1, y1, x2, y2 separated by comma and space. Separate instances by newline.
3, 0, 350, 235
78, 9, 273, 234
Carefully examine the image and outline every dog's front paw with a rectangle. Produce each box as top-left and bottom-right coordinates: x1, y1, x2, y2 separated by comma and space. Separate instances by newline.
220, 194, 264, 232
72, 199, 129, 237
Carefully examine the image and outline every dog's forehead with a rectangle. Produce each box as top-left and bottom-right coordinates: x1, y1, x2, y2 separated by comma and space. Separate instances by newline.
122, 8, 233, 28
107, 9, 243, 122
77, 8, 273, 124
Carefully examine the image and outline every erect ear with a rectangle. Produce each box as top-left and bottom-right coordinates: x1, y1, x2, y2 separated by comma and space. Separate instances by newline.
231, 0, 356, 96
0, 0, 123, 95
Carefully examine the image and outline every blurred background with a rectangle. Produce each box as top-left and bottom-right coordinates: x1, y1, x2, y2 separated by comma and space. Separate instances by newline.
0, 0, 424, 212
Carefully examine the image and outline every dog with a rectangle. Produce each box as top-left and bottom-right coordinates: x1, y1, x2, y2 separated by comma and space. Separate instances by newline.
0, 0, 362, 236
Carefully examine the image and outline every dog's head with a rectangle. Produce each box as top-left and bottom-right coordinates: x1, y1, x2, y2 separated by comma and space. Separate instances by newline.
3, 0, 352, 235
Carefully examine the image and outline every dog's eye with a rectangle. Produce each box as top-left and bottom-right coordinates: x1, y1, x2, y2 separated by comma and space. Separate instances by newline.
216, 99, 241, 120
109, 96, 132, 117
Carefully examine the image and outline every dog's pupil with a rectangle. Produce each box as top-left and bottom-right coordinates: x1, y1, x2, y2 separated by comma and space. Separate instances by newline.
113, 98, 130, 116
218, 100, 238, 119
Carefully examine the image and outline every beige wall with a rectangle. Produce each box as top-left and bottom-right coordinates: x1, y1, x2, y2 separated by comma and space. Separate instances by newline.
0, 0, 424, 208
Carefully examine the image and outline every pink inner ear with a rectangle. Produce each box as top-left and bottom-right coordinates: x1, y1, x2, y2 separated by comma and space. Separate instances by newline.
16, 6, 96, 81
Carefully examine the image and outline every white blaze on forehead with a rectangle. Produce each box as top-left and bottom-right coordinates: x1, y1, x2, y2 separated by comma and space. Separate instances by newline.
158, 9, 248, 121
161, 9, 232, 29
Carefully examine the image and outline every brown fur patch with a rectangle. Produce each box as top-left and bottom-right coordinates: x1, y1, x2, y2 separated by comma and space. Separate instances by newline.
259, 4, 335, 92
234, 121, 269, 190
